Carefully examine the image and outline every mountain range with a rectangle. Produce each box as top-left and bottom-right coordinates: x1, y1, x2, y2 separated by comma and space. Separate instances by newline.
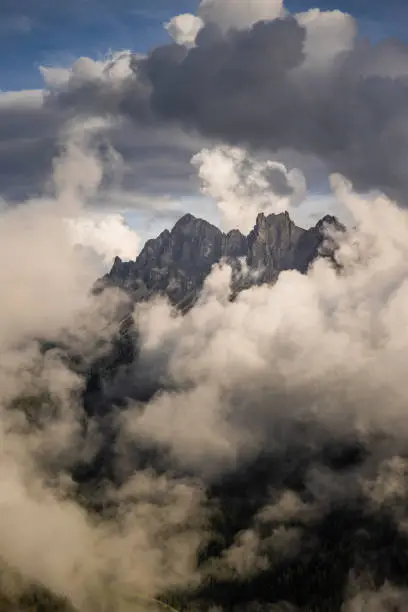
102, 211, 344, 308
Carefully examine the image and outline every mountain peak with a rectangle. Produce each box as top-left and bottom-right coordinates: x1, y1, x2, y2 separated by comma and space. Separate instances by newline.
255, 210, 291, 226
172, 212, 196, 227
172, 212, 221, 236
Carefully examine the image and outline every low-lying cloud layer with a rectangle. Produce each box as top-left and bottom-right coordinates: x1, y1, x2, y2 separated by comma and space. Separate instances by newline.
3, 125, 408, 612
0, 123, 212, 611
119, 176, 408, 609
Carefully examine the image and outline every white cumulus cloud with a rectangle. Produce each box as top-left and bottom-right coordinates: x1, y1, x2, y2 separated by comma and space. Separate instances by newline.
67, 213, 140, 266
192, 145, 307, 233
165, 13, 204, 47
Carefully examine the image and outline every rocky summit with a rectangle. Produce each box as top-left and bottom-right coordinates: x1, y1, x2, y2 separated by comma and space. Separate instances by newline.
103, 211, 344, 308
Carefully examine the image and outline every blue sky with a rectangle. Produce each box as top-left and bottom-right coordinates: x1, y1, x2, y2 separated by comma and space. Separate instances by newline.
1, 0, 406, 91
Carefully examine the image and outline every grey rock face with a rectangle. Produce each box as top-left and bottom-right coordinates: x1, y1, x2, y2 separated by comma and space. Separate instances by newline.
103, 211, 343, 307
247, 212, 305, 283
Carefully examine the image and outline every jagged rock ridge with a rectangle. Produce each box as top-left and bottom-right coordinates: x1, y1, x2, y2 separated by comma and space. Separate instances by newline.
103, 211, 343, 307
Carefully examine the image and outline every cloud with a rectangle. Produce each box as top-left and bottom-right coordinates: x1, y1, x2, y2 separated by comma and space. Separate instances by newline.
0, 54, 205, 209
39, 66, 72, 89
0, 117, 210, 611
0, 88, 60, 201
100, 176, 408, 607
134, 9, 408, 204
223, 524, 302, 579
0, 456, 207, 609
192, 145, 307, 232
164, 0, 285, 47
197, 0, 284, 31
67, 213, 140, 266
1, 125, 408, 612
0, 120, 105, 348
7, 163, 408, 610
1, 1, 408, 215
165, 14, 204, 47
343, 583, 408, 612
295, 9, 356, 70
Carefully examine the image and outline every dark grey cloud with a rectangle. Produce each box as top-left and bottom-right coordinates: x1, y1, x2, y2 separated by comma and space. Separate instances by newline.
0, 81, 204, 205
144, 18, 305, 134
262, 165, 295, 197
0, 93, 59, 200
131, 16, 408, 203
